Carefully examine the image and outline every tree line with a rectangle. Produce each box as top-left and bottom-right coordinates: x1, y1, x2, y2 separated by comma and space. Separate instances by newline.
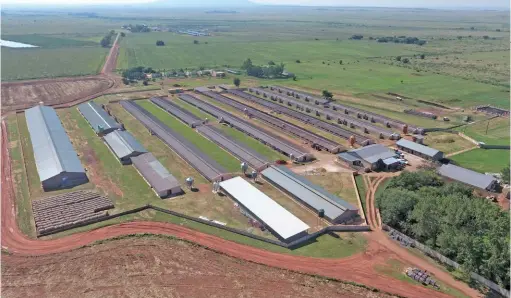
241, 58, 286, 79
376, 170, 509, 289
349, 34, 426, 46
100, 30, 116, 48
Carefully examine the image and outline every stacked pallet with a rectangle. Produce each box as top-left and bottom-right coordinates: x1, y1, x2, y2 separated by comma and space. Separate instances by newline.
32, 190, 114, 236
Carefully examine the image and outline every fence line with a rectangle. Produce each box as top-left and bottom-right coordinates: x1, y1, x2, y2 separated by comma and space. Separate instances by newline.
382, 225, 509, 298
38, 204, 371, 249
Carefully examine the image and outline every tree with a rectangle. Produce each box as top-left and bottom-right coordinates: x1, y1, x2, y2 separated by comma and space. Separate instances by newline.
241, 58, 253, 70
295, 59, 301, 63
350, 34, 363, 40
156, 40, 165, 46
122, 78, 130, 85
339, 60, 343, 65
396, 56, 402, 61
402, 58, 410, 63
420, 54, 425, 59
483, 35, 490, 40
292, 75, 297, 81
143, 80, 149, 86
322, 90, 333, 100
193, 40, 199, 44
501, 164, 510, 184
233, 77, 240, 87
120, 32, 126, 37
268, 60, 275, 65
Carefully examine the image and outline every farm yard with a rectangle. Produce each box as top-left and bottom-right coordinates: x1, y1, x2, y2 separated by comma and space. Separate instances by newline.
1, 5, 510, 298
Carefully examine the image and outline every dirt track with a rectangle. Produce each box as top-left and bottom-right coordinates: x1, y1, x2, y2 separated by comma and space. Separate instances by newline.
0, 121, 478, 298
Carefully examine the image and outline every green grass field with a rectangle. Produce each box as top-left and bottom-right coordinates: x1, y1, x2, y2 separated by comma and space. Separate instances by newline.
458, 117, 510, 146
450, 148, 510, 173
2, 47, 108, 81
354, 175, 368, 218
424, 132, 476, 154
137, 100, 241, 172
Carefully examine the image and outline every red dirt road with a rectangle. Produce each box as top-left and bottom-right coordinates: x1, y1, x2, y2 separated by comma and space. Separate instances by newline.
101, 33, 120, 75
1, 121, 475, 298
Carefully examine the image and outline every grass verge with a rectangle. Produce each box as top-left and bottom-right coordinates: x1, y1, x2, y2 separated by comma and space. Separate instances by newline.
450, 148, 510, 173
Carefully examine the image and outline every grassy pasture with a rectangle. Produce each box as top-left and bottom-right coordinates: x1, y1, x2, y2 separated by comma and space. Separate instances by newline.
2, 47, 108, 81
450, 149, 510, 173
423, 132, 476, 154
458, 117, 510, 146
2, 34, 99, 48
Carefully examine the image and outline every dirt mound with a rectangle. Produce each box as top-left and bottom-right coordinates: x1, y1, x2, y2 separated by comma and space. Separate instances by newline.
1, 76, 114, 113
1, 236, 397, 298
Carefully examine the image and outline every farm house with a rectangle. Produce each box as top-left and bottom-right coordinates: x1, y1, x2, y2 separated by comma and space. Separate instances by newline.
337, 144, 400, 171
25, 105, 89, 191
77, 101, 121, 135
262, 165, 358, 224
219, 177, 310, 242
103, 130, 147, 164
396, 139, 444, 161
438, 164, 499, 192
131, 153, 182, 197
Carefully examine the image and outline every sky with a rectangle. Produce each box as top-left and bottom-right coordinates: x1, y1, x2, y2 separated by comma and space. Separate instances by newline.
0, 0, 508, 8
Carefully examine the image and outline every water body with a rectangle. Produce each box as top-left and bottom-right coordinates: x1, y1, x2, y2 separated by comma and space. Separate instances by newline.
0, 39, 39, 48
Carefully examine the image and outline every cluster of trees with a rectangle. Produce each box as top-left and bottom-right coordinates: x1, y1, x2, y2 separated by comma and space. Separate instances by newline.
100, 30, 116, 48
377, 171, 510, 288
350, 34, 364, 40
156, 40, 165, 46
121, 66, 156, 84
128, 24, 151, 33
241, 58, 286, 79
376, 36, 426, 45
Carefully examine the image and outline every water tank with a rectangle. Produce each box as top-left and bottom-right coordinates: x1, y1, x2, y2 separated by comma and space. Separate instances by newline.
251, 170, 258, 181
241, 162, 248, 174
185, 177, 194, 189
349, 136, 356, 146
402, 124, 408, 134
289, 153, 295, 162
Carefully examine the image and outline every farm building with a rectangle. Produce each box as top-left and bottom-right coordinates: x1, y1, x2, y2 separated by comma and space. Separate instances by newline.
337, 144, 400, 171
78, 101, 121, 135
131, 153, 182, 197
219, 176, 310, 242
103, 130, 147, 164
212, 71, 225, 77
25, 105, 88, 191
168, 88, 184, 94
438, 164, 499, 192
261, 165, 358, 224
396, 139, 444, 161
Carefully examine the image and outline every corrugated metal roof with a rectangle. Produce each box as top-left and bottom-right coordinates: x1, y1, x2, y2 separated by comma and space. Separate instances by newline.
338, 152, 360, 163
262, 165, 357, 221
78, 101, 120, 134
25, 105, 86, 181
346, 144, 395, 164
103, 130, 147, 159
396, 139, 442, 158
438, 164, 496, 190
131, 153, 181, 193
383, 157, 400, 165
219, 176, 309, 240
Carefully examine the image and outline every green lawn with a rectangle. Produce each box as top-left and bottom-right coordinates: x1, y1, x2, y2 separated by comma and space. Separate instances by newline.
5, 115, 33, 237
450, 148, 510, 173
423, 132, 476, 154
2, 47, 108, 81
137, 100, 241, 172
458, 117, 510, 146
354, 175, 368, 218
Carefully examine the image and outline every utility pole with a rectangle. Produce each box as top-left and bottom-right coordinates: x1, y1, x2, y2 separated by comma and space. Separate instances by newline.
485, 118, 491, 135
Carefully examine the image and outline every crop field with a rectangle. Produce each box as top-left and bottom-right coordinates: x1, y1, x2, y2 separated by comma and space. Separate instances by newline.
450, 148, 510, 173
423, 132, 476, 155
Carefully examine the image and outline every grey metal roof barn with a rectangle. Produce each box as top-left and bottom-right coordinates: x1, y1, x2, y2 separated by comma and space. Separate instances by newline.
438, 164, 498, 191
103, 130, 147, 163
261, 165, 358, 223
338, 144, 399, 171
78, 101, 121, 135
396, 139, 444, 160
131, 153, 182, 197
25, 105, 88, 190
219, 176, 310, 242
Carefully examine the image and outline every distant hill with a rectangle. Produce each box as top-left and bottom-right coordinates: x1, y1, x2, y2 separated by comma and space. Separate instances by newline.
149, 0, 256, 8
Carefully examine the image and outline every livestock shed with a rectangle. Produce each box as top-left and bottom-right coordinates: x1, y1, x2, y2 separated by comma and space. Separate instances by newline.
261, 165, 358, 223
25, 105, 88, 191
396, 139, 444, 161
103, 130, 147, 164
438, 164, 499, 192
219, 176, 310, 242
338, 144, 400, 171
131, 153, 182, 197
78, 101, 121, 135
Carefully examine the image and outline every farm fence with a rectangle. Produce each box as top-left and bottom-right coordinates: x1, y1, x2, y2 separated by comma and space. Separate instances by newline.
382, 224, 509, 298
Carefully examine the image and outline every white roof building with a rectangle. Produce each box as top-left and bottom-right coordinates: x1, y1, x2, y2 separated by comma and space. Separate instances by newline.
219, 177, 310, 242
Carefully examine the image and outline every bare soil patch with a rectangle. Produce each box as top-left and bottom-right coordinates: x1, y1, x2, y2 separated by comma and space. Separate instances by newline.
1, 237, 397, 298
1, 76, 114, 113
